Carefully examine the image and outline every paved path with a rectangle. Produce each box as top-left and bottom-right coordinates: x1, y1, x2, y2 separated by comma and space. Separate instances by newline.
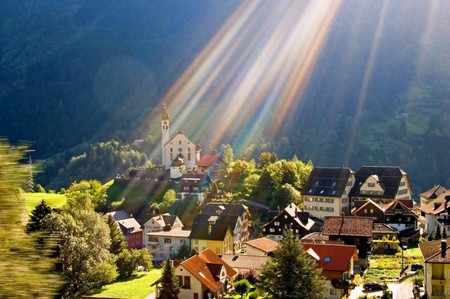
348, 281, 414, 299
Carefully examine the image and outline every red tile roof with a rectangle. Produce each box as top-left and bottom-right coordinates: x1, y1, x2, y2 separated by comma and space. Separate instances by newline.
197, 155, 221, 167
302, 243, 357, 274
245, 237, 279, 254
322, 216, 373, 237
179, 249, 237, 292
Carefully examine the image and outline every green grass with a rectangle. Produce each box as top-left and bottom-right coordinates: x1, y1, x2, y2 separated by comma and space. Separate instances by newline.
90, 269, 162, 299
22, 192, 67, 214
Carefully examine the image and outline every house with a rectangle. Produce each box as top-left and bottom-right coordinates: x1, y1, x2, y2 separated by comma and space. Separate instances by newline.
371, 223, 399, 254
104, 211, 143, 249
196, 154, 228, 181
302, 167, 355, 218
179, 173, 212, 203
245, 237, 279, 256
147, 228, 191, 262
383, 199, 418, 232
419, 238, 450, 299
322, 216, 373, 259
220, 254, 268, 274
303, 243, 358, 299
174, 248, 237, 299
351, 198, 384, 223
349, 166, 414, 206
419, 185, 447, 206
190, 213, 234, 255
142, 214, 184, 245
116, 217, 143, 249
420, 192, 450, 235
161, 106, 201, 177
199, 203, 251, 249
261, 203, 323, 241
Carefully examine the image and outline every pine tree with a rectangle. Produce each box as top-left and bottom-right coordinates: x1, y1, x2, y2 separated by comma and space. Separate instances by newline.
436, 225, 442, 240
158, 259, 180, 299
27, 200, 52, 232
106, 214, 126, 254
257, 230, 326, 299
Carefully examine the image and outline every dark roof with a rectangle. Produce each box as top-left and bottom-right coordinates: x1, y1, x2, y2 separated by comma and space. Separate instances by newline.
419, 191, 450, 215
349, 166, 408, 199
383, 200, 416, 216
302, 167, 354, 197
162, 215, 178, 227
372, 223, 397, 234
190, 214, 235, 240
180, 174, 212, 190
322, 216, 373, 237
105, 210, 130, 221
200, 203, 248, 217
419, 238, 450, 263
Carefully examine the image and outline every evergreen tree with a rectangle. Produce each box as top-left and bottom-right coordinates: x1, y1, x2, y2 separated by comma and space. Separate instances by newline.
436, 225, 442, 240
106, 214, 126, 254
257, 230, 326, 299
158, 259, 181, 299
27, 200, 52, 232
0, 139, 62, 297
221, 144, 234, 165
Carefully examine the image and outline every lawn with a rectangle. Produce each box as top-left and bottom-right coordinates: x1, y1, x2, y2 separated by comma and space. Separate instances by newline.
22, 192, 67, 214
90, 269, 162, 299
362, 248, 422, 283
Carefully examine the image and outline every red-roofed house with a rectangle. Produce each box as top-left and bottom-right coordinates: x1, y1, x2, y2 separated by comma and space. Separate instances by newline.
303, 243, 358, 298
196, 154, 228, 181
174, 248, 237, 299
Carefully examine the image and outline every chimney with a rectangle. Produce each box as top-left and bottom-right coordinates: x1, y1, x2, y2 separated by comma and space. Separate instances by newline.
441, 240, 447, 258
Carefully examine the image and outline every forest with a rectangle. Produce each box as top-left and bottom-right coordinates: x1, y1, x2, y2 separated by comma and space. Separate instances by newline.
1, 0, 450, 192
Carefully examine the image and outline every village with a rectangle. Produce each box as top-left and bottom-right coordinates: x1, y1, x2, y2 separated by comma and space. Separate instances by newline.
101, 107, 450, 299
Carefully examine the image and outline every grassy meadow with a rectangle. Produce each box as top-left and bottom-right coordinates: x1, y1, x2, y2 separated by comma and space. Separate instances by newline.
22, 192, 67, 214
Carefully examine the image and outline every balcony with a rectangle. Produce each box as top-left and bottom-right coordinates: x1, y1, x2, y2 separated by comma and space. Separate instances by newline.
148, 238, 159, 245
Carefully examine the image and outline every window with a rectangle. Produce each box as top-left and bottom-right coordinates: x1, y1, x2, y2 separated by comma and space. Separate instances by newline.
269, 228, 275, 233
188, 153, 191, 160
274, 221, 280, 226
364, 209, 368, 214
398, 189, 407, 195
332, 182, 336, 187
324, 257, 331, 263
164, 238, 171, 244
183, 276, 191, 289
216, 248, 221, 253
368, 183, 375, 187
315, 181, 319, 186
386, 217, 390, 221
370, 208, 374, 213
179, 140, 182, 145
400, 181, 406, 186
170, 153, 173, 160
342, 198, 347, 203
170, 148, 173, 152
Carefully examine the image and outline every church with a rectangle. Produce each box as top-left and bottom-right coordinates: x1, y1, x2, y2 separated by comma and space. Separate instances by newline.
161, 106, 201, 179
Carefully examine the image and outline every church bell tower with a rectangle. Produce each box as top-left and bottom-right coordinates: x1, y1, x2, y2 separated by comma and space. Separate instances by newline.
161, 104, 170, 168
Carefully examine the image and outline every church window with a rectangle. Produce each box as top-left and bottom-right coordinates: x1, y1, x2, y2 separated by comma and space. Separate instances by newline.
188, 153, 191, 160
170, 154, 173, 160
188, 147, 191, 152
179, 140, 182, 145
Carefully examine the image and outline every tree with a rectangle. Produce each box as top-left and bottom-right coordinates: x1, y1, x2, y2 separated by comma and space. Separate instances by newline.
116, 249, 153, 278
0, 139, 62, 297
172, 243, 191, 260
45, 185, 117, 297
65, 180, 107, 212
221, 144, 234, 165
158, 259, 181, 299
271, 184, 301, 209
27, 200, 53, 232
258, 151, 278, 169
257, 230, 326, 299
106, 214, 126, 255
234, 279, 252, 296
159, 189, 177, 213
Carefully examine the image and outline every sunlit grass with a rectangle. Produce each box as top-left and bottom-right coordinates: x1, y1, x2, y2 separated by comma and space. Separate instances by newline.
90, 269, 162, 299
22, 192, 67, 214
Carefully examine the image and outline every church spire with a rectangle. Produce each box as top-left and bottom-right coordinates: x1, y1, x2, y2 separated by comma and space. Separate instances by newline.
161, 103, 169, 121
161, 104, 170, 168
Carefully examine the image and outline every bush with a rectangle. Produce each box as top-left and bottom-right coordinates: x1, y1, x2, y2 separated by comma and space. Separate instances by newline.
234, 279, 252, 296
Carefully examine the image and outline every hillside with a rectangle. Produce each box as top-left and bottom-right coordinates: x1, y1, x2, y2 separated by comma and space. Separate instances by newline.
1, 0, 450, 192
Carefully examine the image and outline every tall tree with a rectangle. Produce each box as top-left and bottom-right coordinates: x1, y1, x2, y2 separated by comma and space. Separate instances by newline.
158, 259, 181, 299
221, 144, 234, 165
106, 214, 126, 255
27, 199, 53, 232
0, 139, 61, 297
45, 181, 117, 297
65, 180, 107, 212
257, 230, 326, 299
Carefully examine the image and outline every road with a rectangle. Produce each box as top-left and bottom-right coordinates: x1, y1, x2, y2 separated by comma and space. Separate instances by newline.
348, 281, 414, 299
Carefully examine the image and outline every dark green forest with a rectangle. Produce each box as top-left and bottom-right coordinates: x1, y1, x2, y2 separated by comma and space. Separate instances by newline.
1, 0, 449, 193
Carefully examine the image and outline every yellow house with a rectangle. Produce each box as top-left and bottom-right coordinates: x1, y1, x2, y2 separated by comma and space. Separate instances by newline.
419, 239, 450, 299
189, 214, 234, 254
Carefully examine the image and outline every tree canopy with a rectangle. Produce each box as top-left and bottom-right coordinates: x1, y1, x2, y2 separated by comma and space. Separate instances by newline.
258, 230, 326, 299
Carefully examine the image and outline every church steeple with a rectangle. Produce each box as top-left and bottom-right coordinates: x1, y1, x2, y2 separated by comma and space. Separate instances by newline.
161, 104, 170, 167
